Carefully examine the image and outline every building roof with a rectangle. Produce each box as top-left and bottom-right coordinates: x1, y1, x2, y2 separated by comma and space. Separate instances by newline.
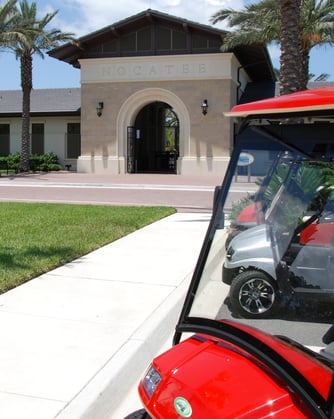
49, 9, 275, 82
0, 88, 81, 117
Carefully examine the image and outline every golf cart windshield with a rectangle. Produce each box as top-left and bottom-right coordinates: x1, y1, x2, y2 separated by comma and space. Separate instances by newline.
174, 92, 334, 349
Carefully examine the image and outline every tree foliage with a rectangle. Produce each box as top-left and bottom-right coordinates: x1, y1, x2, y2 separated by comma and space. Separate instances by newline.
211, 0, 334, 92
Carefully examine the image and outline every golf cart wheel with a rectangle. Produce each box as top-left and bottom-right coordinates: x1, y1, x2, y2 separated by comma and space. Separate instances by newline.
124, 409, 151, 419
230, 270, 278, 319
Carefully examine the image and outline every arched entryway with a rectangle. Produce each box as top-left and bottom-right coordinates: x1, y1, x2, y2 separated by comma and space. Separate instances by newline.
117, 87, 190, 175
127, 101, 179, 173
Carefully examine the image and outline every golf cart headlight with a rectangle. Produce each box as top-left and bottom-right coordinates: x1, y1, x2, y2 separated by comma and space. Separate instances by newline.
142, 364, 162, 398
226, 246, 235, 260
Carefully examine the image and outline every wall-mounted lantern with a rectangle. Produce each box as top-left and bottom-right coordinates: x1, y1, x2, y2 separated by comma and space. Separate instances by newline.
201, 99, 208, 115
96, 101, 104, 117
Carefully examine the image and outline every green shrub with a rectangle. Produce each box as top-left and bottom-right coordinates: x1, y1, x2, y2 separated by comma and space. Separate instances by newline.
29, 154, 42, 171
0, 152, 62, 172
39, 152, 61, 171
47, 163, 61, 171
0, 153, 20, 173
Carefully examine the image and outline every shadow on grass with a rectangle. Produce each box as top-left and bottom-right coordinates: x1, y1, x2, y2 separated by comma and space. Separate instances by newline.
0, 245, 77, 293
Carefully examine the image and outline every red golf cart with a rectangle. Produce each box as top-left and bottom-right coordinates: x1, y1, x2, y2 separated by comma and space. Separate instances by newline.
126, 87, 334, 418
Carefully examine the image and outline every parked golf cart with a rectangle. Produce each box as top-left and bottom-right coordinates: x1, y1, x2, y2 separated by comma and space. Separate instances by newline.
125, 88, 334, 418
224, 168, 334, 319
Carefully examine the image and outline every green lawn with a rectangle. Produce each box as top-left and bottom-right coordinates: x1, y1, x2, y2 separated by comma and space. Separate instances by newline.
0, 202, 176, 293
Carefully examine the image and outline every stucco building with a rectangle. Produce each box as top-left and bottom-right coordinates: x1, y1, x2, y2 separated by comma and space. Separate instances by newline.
0, 88, 81, 170
0, 9, 276, 176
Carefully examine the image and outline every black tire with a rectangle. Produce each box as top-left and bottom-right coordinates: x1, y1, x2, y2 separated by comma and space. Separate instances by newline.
230, 270, 278, 319
124, 408, 151, 419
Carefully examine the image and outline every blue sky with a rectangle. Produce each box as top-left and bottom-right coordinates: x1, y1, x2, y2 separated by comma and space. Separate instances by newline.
0, 0, 333, 90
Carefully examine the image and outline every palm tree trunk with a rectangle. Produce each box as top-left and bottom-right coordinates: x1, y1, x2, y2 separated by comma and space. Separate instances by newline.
20, 53, 32, 172
300, 46, 310, 91
279, 0, 302, 95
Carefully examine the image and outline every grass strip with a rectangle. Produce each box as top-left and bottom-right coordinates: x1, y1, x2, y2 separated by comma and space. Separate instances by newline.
0, 202, 175, 293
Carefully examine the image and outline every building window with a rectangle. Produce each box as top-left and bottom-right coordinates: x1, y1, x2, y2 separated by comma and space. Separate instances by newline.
172, 29, 187, 50
66, 123, 81, 159
120, 32, 136, 52
102, 39, 118, 53
0, 124, 10, 156
31, 123, 44, 155
157, 26, 170, 50
156, 25, 187, 52
192, 34, 221, 50
137, 27, 151, 51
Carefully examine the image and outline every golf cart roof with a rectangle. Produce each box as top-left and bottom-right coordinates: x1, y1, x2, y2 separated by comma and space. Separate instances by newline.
224, 87, 334, 118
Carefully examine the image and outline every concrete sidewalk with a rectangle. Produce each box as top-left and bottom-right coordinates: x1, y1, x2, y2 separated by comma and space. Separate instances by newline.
0, 212, 210, 419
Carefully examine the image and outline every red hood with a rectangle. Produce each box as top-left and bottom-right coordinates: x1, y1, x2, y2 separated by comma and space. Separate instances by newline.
224, 87, 334, 117
139, 321, 332, 418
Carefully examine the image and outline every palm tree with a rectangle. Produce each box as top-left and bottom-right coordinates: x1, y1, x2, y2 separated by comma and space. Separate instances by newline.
211, 0, 334, 93
0, 0, 16, 44
9, 0, 75, 171
0, 0, 23, 48
299, 0, 334, 89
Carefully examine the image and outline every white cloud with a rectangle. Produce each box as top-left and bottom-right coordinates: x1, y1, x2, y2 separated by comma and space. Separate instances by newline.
59, 0, 150, 35
205, 0, 242, 6
46, 0, 247, 37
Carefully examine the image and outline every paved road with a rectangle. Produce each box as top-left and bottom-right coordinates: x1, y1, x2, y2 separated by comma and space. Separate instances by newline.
0, 172, 257, 212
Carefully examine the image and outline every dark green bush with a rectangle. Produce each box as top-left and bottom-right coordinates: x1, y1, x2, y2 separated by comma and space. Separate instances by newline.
41, 152, 61, 171
0, 152, 61, 173
47, 163, 61, 171
0, 153, 20, 173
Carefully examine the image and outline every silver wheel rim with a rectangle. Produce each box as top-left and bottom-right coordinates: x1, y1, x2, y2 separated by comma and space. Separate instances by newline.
239, 277, 275, 315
